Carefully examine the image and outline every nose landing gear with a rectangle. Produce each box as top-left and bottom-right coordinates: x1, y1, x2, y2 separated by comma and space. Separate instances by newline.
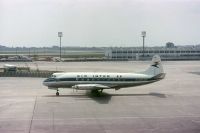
56, 89, 59, 96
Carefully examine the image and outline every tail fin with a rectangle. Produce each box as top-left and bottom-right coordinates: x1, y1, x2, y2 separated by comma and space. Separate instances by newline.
142, 55, 164, 76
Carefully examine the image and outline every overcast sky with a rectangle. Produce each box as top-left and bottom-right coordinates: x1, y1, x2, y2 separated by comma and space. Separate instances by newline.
0, 0, 200, 47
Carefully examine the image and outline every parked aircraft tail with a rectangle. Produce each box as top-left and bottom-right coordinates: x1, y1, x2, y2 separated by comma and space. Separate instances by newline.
142, 55, 164, 77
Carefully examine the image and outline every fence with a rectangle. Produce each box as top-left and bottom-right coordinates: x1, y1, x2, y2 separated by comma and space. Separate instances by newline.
0, 71, 56, 78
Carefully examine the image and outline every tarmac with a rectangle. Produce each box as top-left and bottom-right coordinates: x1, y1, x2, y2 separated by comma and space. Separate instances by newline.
0, 61, 200, 133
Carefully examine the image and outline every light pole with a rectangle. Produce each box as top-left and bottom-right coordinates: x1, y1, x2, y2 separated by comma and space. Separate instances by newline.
58, 32, 63, 61
141, 31, 146, 57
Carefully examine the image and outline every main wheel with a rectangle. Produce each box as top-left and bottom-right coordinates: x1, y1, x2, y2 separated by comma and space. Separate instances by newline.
91, 89, 101, 97
56, 91, 59, 96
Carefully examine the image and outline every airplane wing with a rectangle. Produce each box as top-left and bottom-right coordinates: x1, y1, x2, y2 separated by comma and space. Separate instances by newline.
72, 84, 111, 90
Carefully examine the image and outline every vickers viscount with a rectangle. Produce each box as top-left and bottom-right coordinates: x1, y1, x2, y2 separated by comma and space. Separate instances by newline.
43, 55, 165, 96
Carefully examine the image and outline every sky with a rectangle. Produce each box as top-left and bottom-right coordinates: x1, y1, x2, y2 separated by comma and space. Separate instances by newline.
0, 0, 200, 47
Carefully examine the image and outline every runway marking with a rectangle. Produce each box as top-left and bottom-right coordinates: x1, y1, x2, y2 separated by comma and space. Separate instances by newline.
59, 115, 200, 120
28, 96, 37, 133
0, 115, 200, 121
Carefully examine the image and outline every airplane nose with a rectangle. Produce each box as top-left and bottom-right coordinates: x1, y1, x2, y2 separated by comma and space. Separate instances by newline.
43, 79, 49, 86
43, 78, 57, 87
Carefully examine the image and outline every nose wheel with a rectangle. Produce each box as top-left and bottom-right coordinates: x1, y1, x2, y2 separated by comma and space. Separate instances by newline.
56, 90, 59, 96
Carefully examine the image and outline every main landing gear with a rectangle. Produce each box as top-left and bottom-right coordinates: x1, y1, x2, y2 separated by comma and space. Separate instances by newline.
91, 89, 103, 96
56, 89, 59, 96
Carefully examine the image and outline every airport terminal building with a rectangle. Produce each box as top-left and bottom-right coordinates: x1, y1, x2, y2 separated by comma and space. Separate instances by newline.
105, 45, 200, 60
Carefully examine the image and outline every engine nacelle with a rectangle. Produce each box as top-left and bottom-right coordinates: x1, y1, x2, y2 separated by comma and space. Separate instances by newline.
72, 84, 95, 90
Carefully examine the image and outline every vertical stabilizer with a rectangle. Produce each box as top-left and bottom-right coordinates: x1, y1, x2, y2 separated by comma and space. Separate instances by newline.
142, 55, 164, 76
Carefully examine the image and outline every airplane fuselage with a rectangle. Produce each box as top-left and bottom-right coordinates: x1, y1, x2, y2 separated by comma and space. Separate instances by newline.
43, 55, 165, 96
43, 72, 165, 90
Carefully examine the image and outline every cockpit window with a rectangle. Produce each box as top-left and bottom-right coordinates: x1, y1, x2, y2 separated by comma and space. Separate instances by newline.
44, 78, 57, 82
51, 75, 56, 78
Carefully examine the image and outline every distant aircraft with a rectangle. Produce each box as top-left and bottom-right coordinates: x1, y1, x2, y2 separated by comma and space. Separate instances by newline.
43, 55, 165, 96
4, 64, 17, 72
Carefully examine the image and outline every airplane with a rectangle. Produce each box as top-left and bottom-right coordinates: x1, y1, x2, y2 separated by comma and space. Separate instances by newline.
4, 64, 17, 72
43, 55, 165, 96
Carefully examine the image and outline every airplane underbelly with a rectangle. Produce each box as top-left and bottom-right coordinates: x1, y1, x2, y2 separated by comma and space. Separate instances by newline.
47, 80, 154, 89
112, 80, 154, 88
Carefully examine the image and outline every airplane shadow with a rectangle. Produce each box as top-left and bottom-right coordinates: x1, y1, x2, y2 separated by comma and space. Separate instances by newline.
110, 92, 167, 98
43, 92, 167, 104
189, 72, 200, 76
